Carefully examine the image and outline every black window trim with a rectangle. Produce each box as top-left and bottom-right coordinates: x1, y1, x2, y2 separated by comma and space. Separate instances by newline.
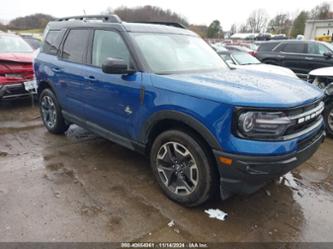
258, 42, 281, 52
42, 29, 63, 55
58, 27, 93, 65
306, 42, 333, 57
277, 42, 307, 55
86, 27, 139, 71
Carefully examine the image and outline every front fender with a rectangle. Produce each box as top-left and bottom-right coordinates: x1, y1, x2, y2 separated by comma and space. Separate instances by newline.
140, 110, 221, 150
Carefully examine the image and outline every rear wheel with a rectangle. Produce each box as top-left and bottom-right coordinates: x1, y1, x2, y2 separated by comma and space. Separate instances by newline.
39, 88, 69, 134
150, 129, 218, 207
324, 103, 333, 137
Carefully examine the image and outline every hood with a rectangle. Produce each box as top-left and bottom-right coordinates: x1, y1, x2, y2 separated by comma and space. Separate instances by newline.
309, 66, 333, 77
151, 69, 323, 108
236, 64, 297, 78
0, 53, 33, 63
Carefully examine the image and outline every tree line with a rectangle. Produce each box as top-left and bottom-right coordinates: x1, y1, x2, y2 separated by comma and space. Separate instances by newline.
0, 6, 188, 32
0, 13, 54, 30
0, 2, 332, 39
207, 2, 332, 39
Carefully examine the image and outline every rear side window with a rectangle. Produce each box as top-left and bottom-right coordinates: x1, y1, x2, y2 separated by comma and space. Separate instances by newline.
281, 43, 306, 53
62, 29, 90, 64
42, 30, 61, 55
257, 42, 279, 52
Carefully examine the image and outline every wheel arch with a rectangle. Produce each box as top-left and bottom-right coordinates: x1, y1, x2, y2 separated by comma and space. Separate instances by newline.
37, 80, 57, 97
141, 110, 220, 153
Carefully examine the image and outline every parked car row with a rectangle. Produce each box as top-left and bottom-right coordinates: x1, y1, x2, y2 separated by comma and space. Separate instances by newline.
255, 40, 333, 78
0, 32, 36, 100
218, 50, 297, 78
214, 39, 333, 80
211, 41, 298, 78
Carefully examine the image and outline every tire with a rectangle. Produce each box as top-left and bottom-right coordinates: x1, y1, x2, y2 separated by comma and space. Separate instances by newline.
323, 103, 333, 138
150, 129, 218, 207
39, 88, 69, 134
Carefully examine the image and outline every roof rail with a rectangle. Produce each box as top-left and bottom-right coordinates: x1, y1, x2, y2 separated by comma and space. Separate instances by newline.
137, 21, 187, 29
56, 15, 121, 23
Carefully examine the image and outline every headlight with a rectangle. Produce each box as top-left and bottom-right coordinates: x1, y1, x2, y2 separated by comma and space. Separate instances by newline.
237, 111, 293, 139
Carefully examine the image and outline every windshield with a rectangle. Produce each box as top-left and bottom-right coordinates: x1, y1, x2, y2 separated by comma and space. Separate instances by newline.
0, 35, 33, 53
130, 33, 227, 74
232, 52, 261, 65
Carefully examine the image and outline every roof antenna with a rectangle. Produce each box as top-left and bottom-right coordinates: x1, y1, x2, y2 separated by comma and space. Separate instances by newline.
82, 9, 87, 21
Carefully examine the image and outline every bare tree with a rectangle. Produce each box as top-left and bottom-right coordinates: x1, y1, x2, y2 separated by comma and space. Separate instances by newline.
0, 21, 6, 31
7, 14, 54, 30
267, 13, 293, 35
310, 2, 331, 20
246, 9, 269, 33
239, 23, 250, 33
230, 24, 237, 35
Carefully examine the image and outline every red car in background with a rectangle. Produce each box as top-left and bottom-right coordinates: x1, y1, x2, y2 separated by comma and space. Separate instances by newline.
0, 33, 36, 100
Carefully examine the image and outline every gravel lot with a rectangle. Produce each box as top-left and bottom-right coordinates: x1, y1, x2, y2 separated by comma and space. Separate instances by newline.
0, 99, 332, 242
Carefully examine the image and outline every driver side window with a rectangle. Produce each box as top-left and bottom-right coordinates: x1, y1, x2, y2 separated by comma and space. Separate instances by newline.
318, 44, 330, 55
92, 30, 130, 67
308, 43, 330, 55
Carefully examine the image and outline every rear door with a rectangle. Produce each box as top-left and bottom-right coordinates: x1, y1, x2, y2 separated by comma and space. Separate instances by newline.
306, 42, 333, 71
277, 42, 308, 75
56, 28, 92, 118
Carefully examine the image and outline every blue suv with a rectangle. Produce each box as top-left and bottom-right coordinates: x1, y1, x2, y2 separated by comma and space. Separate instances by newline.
34, 15, 325, 206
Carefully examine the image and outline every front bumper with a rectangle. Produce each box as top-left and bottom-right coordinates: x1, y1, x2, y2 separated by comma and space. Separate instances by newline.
0, 83, 31, 99
214, 128, 325, 200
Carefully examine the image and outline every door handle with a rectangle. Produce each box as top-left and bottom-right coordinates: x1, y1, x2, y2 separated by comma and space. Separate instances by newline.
305, 57, 313, 60
84, 75, 97, 82
277, 55, 285, 58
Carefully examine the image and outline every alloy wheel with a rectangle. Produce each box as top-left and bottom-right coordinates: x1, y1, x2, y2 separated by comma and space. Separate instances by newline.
156, 142, 199, 196
40, 95, 57, 129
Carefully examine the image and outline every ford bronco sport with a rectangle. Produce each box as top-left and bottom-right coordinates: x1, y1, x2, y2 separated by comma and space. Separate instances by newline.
34, 15, 325, 206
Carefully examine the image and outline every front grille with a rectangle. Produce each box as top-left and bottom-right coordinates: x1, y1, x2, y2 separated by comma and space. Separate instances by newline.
285, 116, 321, 135
282, 100, 324, 140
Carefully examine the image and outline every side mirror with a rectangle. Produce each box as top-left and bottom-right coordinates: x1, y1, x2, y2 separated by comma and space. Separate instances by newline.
102, 58, 135, 74
323, 52, 333, 58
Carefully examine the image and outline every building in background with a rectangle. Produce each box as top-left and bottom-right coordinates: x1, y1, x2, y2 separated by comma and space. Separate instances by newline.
305, 19, 333, 41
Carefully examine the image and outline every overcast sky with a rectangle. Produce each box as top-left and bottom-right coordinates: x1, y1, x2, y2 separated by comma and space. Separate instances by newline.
0, 0, 332, 29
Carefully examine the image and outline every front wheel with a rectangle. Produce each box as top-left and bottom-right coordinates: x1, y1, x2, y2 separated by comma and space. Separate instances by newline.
324, 103, 333, 137
39, 88, 69, 134
150, 129, 218, 207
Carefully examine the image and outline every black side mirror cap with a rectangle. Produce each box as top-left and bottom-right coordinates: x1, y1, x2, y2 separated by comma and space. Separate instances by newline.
324, 52, 333, 58
102, 58, 135, 74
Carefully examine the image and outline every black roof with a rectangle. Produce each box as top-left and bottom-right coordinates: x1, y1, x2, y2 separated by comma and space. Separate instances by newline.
47, 15, 195, 36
